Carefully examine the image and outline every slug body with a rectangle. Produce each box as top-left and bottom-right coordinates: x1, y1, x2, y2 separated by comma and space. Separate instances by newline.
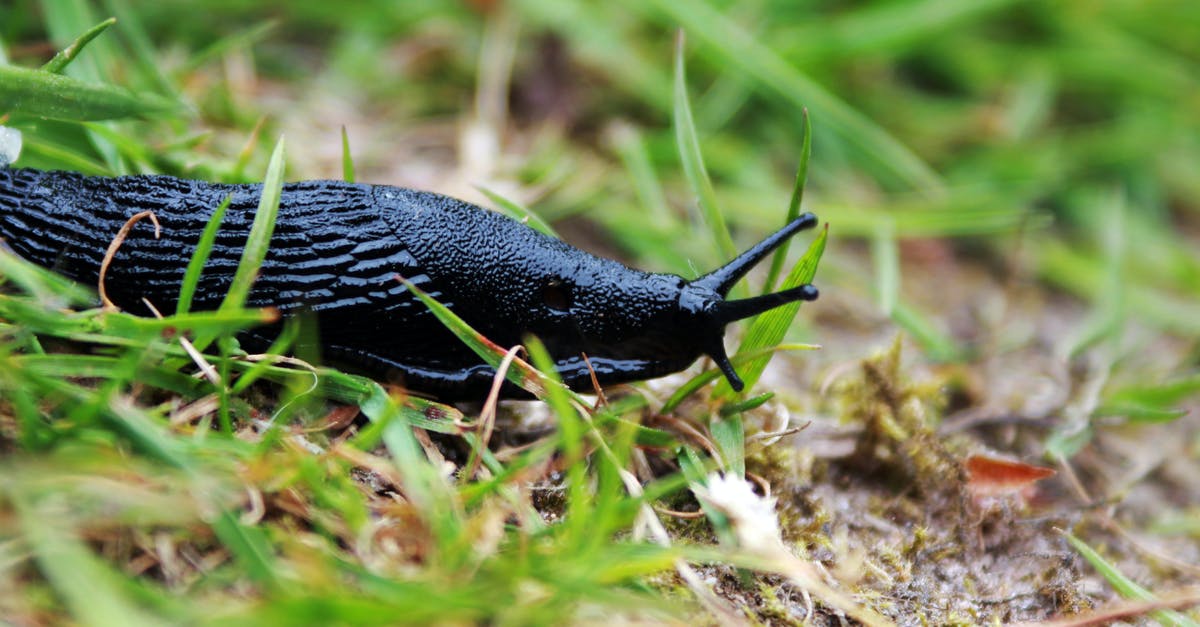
0, 167, 818, 401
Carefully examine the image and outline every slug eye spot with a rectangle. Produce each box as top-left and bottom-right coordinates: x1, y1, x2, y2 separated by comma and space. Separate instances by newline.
542, 279, 573, 313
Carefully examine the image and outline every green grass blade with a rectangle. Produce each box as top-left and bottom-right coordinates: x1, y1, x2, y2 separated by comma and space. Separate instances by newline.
39, 0, 125, 171
710, 415, 744, 477
891, 301, 961, 362
14, 492, 160, 627
177, 194, 232, 315
714, 225, 827, 399
718, 392, 774, 418
1095, 374, 1200, 424
11, 133, 112, 174
41, 0, 118, 82
643, 0, 944, 194
218, 136, 285, 312
341, 125, 356, 183
16, 354, 207, 395
102, 309, 277, 342
99, 0, 176, 95
478, 186, 557, 237
1093, 401, 1187, 423
608, 122, 672, 227
660, 343, 817, 413
675, 447, 734, 544
762, 110, 811, 293
673, 33, 736, 264
784, 0, 1019, 60
360, 382, 464, 553
872, 218, 899, 316
1064, 531, 1200, 627
178, 20, 276, 74
523, 337, 591, 539
40, 17, 116, 74
399, 276, 572, 400
0, 247, 96, 306
0, 65, 176, 121
209, 509, 281, 590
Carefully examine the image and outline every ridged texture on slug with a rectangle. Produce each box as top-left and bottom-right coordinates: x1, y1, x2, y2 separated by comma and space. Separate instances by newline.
0, 168, 711, 399
1, 167, 820, 401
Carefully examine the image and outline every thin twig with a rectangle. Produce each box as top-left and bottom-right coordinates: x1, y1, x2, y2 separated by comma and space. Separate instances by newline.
99, 210, 161, 311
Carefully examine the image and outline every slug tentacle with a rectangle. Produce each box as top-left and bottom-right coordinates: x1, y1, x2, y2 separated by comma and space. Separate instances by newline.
716, 284, 820, 325
673, 214, 821, 392
0, 166, 821, 401
692, 213, 818, 295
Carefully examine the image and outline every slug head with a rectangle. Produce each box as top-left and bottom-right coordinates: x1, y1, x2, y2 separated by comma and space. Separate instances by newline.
674, 212, 820, 390
529, 213, 820, 392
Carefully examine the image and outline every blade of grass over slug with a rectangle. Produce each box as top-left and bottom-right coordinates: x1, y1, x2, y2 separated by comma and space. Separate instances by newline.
762, 111, 811, 294
398, 278, 605, 410
219, 137, 285, 314
397, 276, 542, 397
177, 194, 232, 315
478, 186, 558, 237
674, 32, 736, 265
84, 308, 279, 343
0, 248, 95, 307
714, 225, 827, 400
40, 17, 116, 74
341, 126, 356, 183
0, 65, 175, 121
1064, 532, 1200, 627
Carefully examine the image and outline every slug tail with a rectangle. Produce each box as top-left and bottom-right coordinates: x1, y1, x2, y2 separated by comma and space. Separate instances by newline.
693, 213, 818, 296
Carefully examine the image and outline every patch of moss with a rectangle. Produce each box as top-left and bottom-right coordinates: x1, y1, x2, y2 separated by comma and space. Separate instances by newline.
838, 336, 964, 509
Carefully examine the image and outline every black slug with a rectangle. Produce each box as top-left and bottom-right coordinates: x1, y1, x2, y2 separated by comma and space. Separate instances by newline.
0, 167, 819, 401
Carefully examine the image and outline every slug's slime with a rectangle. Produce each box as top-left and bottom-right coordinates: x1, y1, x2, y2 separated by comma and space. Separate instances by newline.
0, 168, 819, 400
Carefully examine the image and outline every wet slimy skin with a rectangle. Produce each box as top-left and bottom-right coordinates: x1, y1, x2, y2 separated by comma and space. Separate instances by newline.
0, 167, 818, 400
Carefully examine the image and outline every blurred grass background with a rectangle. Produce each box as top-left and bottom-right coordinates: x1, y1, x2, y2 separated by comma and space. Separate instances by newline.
2, 0, 1199, 623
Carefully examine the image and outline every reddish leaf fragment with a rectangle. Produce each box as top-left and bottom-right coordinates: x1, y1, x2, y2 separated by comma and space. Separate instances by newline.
319, 405, 361, 431
965, 454, 1056, 498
